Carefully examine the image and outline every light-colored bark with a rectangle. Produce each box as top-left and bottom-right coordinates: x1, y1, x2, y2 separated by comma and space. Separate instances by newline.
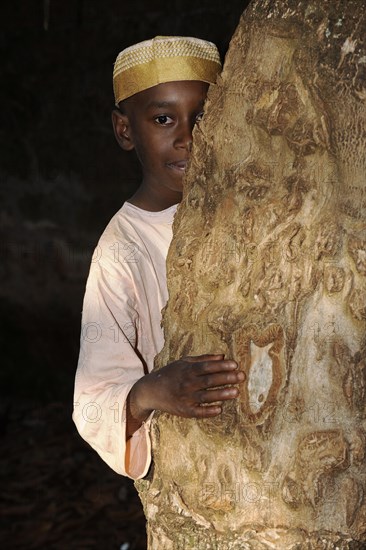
136, 1, 366, 547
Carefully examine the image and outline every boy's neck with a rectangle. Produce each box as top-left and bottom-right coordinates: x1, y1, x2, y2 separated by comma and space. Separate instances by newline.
127, 185, 182, 212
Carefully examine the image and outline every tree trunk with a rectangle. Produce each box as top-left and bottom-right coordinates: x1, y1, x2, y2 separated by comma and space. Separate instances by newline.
136, 1, 366, 547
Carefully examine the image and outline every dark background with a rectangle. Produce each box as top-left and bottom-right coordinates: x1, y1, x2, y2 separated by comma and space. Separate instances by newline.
1, 1, 249, 548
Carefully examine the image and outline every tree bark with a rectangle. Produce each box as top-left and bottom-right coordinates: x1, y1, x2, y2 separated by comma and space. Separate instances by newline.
136, 1, 366, 547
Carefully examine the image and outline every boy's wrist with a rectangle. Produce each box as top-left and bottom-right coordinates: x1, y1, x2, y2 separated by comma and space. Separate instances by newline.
127, 375, 155, 428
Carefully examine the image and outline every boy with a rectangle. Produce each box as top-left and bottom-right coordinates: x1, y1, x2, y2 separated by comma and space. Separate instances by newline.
73, 36, 244, 479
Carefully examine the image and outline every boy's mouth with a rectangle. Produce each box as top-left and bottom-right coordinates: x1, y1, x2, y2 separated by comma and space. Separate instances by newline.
167, 160, 188, 173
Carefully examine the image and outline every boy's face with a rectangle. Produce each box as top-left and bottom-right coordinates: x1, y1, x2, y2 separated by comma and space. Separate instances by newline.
112, 80, 209, 204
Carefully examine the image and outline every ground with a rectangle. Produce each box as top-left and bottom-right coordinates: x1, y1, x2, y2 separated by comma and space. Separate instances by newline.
0, 401, 147, 550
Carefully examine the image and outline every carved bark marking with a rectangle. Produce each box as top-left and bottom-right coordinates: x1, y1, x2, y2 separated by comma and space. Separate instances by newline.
349, 288, 366, 321
324, 266, 346, 294
247, 341, 273, 413
229, 324, 284, 425
283, 430, 349, 509
348, 236, 366, 276
343, 477, 364, 528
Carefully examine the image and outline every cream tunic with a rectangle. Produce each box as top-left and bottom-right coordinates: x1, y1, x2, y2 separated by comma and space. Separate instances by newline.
73, 202, 177, 479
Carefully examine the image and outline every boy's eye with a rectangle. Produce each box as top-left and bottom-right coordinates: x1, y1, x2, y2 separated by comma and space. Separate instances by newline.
154, 115, 173, 125
195, 111, 204, 122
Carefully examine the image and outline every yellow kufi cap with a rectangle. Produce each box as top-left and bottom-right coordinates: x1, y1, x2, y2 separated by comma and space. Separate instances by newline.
113, 36, 221, 105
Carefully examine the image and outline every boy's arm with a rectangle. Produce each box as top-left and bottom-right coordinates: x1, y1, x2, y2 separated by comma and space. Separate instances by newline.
73, 245, 155, 480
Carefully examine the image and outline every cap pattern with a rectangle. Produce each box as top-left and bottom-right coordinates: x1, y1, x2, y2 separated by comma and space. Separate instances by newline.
113, 36, 221, 105
114, 37, 221, 75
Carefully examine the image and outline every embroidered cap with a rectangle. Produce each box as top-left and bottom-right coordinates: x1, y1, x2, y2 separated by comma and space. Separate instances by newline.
113, 36, 221, 105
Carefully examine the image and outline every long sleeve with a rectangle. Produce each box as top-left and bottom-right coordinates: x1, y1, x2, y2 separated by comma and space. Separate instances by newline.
73, 202, 177, 479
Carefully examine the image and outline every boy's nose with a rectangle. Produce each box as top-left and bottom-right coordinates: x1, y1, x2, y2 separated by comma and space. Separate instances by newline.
174, 121, 194, 151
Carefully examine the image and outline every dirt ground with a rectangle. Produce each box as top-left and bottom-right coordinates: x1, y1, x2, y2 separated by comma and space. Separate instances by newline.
0, 401, 147, 550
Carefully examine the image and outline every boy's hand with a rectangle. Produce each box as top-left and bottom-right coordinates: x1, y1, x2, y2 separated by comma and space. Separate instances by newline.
127, 355, 244, 435
150, 354, 244, 417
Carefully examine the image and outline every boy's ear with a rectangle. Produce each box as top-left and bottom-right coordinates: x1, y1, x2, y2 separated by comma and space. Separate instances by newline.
111, 108, 135, 151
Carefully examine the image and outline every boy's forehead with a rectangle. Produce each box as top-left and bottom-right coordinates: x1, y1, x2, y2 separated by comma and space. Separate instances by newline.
122, 80, 209, 112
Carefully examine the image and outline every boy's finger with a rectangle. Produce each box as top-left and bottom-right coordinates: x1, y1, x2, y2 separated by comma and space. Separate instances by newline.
190, 404, 222, 418
199, 370, 245, 389
197, 387, 240, 403
195, 359, 238, 373
183, 354, 225, 362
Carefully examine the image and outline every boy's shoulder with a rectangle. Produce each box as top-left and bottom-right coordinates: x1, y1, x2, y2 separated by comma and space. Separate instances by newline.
95, 202, 178, 267
97, 202, 141, 252
102, 202, 178, 238
89, 203, 144, 282
91, 202, 177, 280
